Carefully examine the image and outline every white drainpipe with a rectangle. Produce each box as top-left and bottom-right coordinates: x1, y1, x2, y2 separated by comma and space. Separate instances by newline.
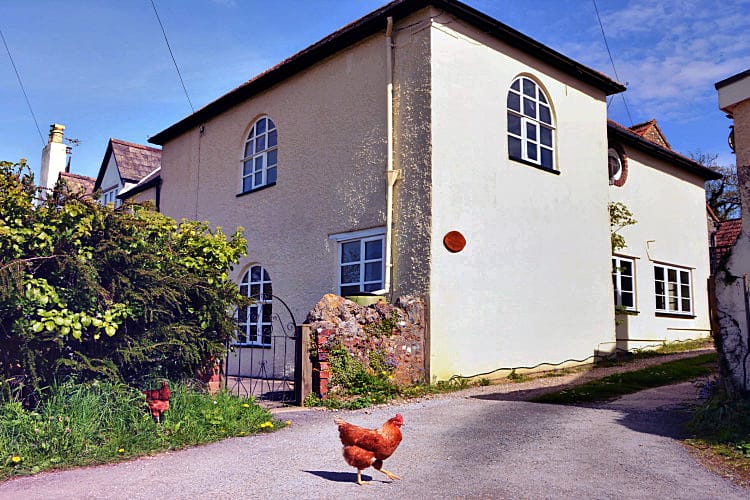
384, 16, 400, 295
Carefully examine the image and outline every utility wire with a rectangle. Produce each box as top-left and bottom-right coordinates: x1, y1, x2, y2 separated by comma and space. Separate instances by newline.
150, 0, 194, 114
0, 25, 45, 145
592, 0, 633, 125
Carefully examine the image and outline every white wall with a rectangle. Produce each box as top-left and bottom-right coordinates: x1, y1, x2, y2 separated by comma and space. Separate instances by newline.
609, 147, 712, 349
428, 18, 615, 380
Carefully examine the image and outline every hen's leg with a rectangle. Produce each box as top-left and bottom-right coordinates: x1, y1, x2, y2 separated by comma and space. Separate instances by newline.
356, 470, 369, 485
373, 459, 401, 481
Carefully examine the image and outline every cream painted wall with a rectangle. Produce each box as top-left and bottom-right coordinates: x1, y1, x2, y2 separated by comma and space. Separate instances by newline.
125, 186, 158, 205
609, 148, 712, 349
99, 155, 121, 192
160, 31, 395, 349
428, 19, 615, 380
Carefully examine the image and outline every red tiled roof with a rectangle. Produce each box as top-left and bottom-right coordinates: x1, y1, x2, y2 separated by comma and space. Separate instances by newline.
110, 139, 162, 183
715, 218, 741, 249
628, 119, 672, 150
59, 171, 95, 195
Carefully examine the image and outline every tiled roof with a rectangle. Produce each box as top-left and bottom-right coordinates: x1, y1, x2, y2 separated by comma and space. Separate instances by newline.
110, 139, 162, 183
628, 119, 671, 150
607, 120, 721, 181
715, 218, 741, 249
59, 171, 95, 195
118, 167, 161, 199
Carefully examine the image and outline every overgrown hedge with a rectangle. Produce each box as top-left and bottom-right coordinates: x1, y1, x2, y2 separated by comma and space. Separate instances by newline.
0, 160, 247, 403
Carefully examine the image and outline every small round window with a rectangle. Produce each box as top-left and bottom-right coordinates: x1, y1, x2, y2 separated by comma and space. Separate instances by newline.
608, 148, 622, 182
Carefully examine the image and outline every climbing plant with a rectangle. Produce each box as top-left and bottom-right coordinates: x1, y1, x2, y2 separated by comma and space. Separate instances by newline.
609, 201, 637, 252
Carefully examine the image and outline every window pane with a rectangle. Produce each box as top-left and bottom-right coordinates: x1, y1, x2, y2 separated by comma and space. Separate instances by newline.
266, 167, 277, 184
527, 143, 538, 161
509, 137, 522, 158
364, 282, 382, 292
655, 281, 665, 295
508, 113, 521, 135
341, 264, 360, 284
365, 261, 382, 281
254, 156, 264, 172
682, 299, 691, 312
365, 240, 382, 260
249, 325, 257, 342
341, 241, 360, 263
656, 296, 665, 310
538, 92, 547, 104
621, 276, 633, 292
265, 282, 272, 296
681, 284, 691, 298
680, 271, 689, 284
239, 284, 248, 297
540, 126, 552, 146
540, 148, 553, 168
511, 79, 520, 91
250, 283, 260, 296
341, 285, 360, 296
267, 149, 277, 167
268, 129, 277, 148
243, 160, 253, 176
261, 305, 272, 322
244, 141, 254, 157
622, 292, 634, 308
249, 306, 258, 323
267, 118, 276, 130
523, 98, 536, 118
256, 118, 266, 134
655, 267, 664, 280
243, 177, 253, 192
668, 269, 677, 282
522, 78, 535, 97
507, 92, 520, 112
251, 266, 261, 281
539, 105, 551, 125
256, 135, 266, 152
526, 122, 537, 141
262, 325, 272, 344
238, 306, 248, 322
254, 172, 262, 185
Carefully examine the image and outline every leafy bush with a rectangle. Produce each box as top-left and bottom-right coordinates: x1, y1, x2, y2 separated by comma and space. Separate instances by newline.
0, 380, 277, 480
0, 160, 247, 402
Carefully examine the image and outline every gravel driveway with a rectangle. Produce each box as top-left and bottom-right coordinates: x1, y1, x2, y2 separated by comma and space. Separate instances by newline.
1, 351, 747, 499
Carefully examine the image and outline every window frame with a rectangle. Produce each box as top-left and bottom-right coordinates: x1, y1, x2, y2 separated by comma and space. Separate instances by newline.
240, 116, 278, 194
612, 256, 637, 312
101, 186, 121, 207
653, 263, 693, 316
507, 76, 556, 171
236, 265, 273, 347
335, 232, 385, 297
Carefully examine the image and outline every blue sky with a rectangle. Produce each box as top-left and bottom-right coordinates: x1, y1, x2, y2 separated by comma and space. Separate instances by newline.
1, 0, 748, 181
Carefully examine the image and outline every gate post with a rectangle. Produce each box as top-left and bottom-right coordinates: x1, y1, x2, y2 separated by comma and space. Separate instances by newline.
297, 324, 313, 405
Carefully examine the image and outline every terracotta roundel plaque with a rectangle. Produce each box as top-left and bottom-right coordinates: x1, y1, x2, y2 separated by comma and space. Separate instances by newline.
443, 231, 466, 253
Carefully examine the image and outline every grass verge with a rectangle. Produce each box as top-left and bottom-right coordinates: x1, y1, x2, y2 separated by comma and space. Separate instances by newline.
531, 352, 716, 404
0, 380, 282, 481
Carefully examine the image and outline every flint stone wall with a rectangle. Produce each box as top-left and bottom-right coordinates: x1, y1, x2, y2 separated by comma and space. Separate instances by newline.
306, 294, 425, 397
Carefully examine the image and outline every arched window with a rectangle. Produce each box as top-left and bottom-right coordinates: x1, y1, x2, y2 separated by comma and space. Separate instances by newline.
507, 76, 555, 170
241, 116, 277, 193
237, 265, 273, 346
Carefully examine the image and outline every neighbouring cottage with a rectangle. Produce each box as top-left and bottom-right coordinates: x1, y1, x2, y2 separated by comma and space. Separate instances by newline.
714, 68, 750, 395
93, 138, 162, 210
146, 0, 718, 383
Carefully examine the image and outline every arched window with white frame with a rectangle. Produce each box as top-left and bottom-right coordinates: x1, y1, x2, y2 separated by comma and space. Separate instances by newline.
241, 116, 277, 193
237, 265, 273, 346
507, 76, 556, 171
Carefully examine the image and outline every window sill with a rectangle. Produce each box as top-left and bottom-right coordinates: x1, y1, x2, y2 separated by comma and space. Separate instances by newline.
236, 182, 276, 198
232, 343, 272, 349
616, 309, 639, 316
509, 156, 560, 175
655, 312, 696, 319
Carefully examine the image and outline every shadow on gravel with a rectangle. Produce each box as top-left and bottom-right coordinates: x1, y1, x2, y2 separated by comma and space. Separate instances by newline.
304, 470, 373, 483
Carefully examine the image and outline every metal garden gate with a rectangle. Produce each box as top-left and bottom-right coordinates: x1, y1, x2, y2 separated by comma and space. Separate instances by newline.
224, 294, 302, 406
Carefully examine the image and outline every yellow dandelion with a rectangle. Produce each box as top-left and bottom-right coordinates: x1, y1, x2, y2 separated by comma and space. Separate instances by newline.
285, 420, 292, 426
117, 448, 125, 453
11, 455, 21, 463
260, 421, 274, 429
242, 403, 250, 408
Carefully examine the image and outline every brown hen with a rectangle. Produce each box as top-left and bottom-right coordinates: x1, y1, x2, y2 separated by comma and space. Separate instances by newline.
334, 413, 404, 485
143, 380, 170, 423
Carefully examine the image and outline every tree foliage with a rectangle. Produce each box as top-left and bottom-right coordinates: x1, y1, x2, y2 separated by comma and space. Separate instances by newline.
0, 160, 247, 402
696, 151, 740, 221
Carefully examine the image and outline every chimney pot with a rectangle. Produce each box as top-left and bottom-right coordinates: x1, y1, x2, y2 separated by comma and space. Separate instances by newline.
49, 123, 65, 144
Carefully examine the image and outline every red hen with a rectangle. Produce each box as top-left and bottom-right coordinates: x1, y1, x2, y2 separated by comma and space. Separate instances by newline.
143, 380, 170, 423
334, 413, 404, 485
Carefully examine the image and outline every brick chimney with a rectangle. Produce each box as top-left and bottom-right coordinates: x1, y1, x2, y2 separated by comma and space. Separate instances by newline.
717, 71, 750, 225
39, 123, 68, 193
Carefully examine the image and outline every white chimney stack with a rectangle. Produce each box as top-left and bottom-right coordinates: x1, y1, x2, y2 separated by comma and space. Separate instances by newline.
39, 123, 67, 193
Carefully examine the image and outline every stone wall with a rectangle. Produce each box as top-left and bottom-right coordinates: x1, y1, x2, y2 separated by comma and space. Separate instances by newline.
306, 294, 425, 397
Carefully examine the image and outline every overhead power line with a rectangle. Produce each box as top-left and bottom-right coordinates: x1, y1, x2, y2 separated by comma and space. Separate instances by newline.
592, 0, 633, 126
0, 25, 45, 145
150, 0, 195, 114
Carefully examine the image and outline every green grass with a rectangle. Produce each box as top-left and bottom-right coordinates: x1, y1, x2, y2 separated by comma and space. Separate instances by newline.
532, 352, 716, 404
0, 380, 281, 480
